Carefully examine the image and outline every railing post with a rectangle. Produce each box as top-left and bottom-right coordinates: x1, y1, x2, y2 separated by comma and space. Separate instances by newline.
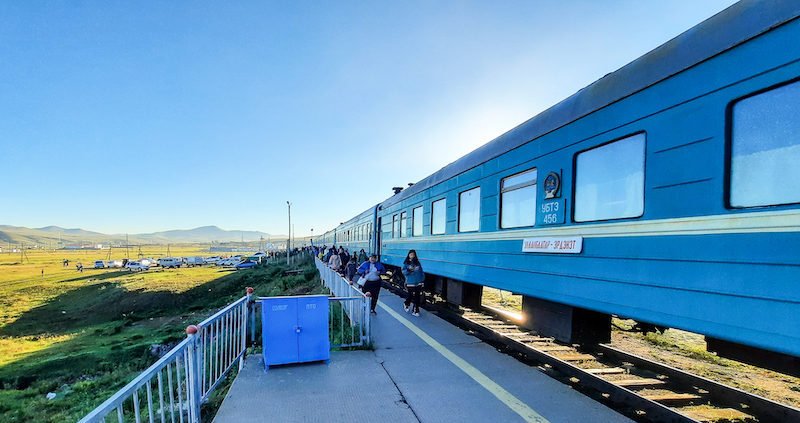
186, 325, 202, 423
367, 289, 371, 343
242, 287, 253, 372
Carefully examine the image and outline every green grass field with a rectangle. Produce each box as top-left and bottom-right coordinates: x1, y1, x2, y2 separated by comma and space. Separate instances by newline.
0, 247, 322, 422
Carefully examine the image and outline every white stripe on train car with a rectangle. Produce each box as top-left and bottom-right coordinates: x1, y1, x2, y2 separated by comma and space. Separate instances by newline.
380, 209, 800, 244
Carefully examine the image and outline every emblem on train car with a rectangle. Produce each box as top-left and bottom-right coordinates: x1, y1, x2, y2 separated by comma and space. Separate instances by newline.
544, 172, 560, 199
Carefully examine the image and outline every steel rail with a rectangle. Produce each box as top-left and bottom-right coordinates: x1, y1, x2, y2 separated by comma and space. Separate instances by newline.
382, 278, 798, 423
593, 343, 800, 423
435, 306, 698, 423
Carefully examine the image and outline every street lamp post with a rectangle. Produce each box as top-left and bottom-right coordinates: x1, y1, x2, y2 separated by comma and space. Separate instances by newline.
287, 201, 291, 265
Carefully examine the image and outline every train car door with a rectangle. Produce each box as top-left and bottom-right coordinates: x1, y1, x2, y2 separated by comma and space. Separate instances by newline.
374, 217, 381, 259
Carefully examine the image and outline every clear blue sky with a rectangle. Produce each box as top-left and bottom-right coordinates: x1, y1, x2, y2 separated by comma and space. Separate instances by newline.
0, 0, 738, 238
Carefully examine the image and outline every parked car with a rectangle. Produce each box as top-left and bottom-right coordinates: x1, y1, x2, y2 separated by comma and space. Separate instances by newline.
158, 257, 183, 269
217, 257, 242, 267
204, 256, 221, 264
253, 252, 266, 257
139, 258, 157, 267
107, 259, 123, 268
125, 261, 149, 271
94, 260, 105, 269
185, 256, 204, 267
234, 261, 257, 270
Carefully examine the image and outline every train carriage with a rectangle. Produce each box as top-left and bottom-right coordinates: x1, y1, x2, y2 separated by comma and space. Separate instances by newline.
318, 206, 377, 257
316, 0, 800, 374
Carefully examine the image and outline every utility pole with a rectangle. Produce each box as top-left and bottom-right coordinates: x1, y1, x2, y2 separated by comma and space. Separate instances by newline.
287, 201, 291, 265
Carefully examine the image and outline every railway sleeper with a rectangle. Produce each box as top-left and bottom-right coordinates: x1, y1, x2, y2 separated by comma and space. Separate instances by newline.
534, 345, 575, 352
613, 378, 667, 388
485, 324, 521, 330
680, 407, 755, 423
507, 335, 542, 341
551, 352, 597, 362
643, 393, 703, 405
586, 367, 627, 375
504, 332, 541, 338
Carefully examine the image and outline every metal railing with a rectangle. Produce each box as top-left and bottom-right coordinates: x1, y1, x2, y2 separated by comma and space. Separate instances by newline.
78, 295, 250, 423
315, 258, 371, 347
79, 261, 368, 422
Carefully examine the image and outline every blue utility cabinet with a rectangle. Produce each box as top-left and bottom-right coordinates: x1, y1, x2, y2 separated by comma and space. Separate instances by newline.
261, 295, 330, 368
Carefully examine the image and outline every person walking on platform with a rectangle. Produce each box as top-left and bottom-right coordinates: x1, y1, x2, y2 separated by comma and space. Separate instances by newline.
357, 254, 386, 315
338, 247, 349, 276
345, 255, 358, 282
358, 249, 368, 265
402, 250, 425, 317
325, 246, 335, 263
328, 249, 342, 272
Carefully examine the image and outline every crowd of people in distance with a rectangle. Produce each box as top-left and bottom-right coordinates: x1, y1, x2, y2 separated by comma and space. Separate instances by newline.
314, 245, 424, 317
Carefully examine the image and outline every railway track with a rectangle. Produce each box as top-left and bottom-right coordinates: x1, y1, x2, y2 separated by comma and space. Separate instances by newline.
384, 281, 800, 423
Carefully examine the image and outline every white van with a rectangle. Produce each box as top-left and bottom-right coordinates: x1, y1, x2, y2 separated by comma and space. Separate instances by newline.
158, 257, 183, 269
185, 256, 204, 267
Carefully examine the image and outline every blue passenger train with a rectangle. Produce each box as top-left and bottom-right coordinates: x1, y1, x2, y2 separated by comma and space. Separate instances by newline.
316, 0, 800, 374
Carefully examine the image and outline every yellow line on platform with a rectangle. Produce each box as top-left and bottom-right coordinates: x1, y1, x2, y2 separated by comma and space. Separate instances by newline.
377, 301, 551, 423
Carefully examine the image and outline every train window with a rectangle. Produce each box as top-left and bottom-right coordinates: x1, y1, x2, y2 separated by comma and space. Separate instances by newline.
575, 133, 645, 222
730, 80, 800, 208
500, 168, 537, 228
459, 187, 481, 232
431, 198, 446, 235
392, 214, 399, 238
400, 211, 407, 237
413, 206, 423, 236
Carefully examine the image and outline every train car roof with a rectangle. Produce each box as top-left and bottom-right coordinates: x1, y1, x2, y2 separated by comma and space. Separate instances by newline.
332, 206, 376, 232
379, 0, 800, 210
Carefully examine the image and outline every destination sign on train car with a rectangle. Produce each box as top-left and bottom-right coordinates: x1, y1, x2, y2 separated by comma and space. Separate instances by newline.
522, 236, 583, 254
536, 199, 565, 226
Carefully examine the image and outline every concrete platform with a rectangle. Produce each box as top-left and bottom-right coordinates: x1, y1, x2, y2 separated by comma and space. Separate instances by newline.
213, 289, 635, 423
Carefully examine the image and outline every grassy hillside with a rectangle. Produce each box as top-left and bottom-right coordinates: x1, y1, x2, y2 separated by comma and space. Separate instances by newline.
0, 225, 284, 247
0, 248, 322, 422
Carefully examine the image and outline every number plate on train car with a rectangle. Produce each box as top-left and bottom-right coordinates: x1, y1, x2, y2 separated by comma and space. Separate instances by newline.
537, 199, 565, 226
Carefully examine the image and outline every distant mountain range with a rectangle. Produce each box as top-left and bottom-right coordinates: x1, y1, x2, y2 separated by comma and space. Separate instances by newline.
0, 225, 284, 246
